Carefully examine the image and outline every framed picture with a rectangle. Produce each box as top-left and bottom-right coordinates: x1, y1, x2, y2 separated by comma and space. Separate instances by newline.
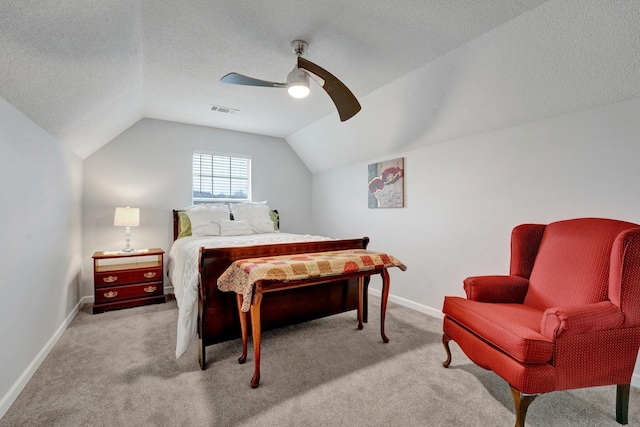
368, 157, 404, 208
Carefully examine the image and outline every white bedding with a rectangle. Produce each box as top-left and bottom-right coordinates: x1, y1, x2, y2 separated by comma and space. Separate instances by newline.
168, 233, 332, 358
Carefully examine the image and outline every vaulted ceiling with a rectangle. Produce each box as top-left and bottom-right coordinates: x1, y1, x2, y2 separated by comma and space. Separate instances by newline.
2, 1, 639, 173
1, 1, 546, 157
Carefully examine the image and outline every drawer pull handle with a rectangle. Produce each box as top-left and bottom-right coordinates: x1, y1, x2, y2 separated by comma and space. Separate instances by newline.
103, 276, 118, 283
144, 286, 157, 293
143, 272, 157, 279
104, 291, 118, 298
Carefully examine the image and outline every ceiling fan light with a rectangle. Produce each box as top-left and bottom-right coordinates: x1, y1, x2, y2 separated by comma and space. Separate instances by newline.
287, 67, 310, 98
288, 84, 310, 98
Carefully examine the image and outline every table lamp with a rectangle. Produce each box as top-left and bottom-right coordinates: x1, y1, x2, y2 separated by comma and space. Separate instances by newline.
114, 206, 140, 253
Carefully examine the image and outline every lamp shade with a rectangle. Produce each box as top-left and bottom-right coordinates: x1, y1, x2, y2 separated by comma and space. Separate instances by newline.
114, 207, 140, 227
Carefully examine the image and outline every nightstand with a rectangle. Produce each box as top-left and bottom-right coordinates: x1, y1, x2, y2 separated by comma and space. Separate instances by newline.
92, 248, 166, 314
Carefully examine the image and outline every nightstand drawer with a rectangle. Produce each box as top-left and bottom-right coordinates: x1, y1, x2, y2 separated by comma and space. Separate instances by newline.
95, 281, 163, 304
95, 267, 162, 288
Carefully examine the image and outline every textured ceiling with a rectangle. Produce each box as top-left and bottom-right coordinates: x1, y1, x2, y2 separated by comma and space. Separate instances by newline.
0, 0, 548, 159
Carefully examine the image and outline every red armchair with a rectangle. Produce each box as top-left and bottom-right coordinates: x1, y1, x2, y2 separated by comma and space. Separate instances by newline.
442, 218, 640, 426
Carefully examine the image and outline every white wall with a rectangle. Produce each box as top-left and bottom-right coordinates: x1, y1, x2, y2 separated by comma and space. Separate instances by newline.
311, 96, 640, 386
82, 118, 312, 296
0, 97, 83, 417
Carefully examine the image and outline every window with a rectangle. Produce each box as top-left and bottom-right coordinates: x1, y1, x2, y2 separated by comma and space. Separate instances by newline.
192, 152, 251, 204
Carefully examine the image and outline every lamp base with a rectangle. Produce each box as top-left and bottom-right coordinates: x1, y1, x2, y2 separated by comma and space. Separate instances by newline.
121, 226, 134, 253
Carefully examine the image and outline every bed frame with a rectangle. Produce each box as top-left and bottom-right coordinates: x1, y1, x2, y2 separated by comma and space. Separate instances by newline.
172, 210, 370, 369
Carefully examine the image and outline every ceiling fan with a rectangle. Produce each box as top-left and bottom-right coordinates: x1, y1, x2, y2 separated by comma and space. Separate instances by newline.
220, 40, 361, 122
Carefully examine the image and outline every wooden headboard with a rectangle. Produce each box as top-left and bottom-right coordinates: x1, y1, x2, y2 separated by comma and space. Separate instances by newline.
172, 209, 279, 241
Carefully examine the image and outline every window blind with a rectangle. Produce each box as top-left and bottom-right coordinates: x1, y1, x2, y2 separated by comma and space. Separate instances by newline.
192, 152, 250, 203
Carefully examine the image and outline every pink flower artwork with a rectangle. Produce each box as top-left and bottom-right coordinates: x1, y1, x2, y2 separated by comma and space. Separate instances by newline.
368, 157, 404, 208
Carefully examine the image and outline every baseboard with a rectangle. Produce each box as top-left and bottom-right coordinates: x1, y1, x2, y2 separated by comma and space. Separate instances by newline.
368, 287, 443, 319
367, 287, 640, 389
0, 295, 91, 419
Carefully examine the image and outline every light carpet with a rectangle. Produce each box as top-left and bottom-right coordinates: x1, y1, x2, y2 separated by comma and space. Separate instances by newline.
1, 297, 638, 426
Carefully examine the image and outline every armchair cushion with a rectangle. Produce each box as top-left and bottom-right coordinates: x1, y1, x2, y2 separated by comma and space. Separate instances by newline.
540, 301, 624, 340
463, 275, 529, 303
443, 296, 553, 364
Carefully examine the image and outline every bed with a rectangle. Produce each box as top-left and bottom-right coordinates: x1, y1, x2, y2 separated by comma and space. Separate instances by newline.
168, 207, 370, 369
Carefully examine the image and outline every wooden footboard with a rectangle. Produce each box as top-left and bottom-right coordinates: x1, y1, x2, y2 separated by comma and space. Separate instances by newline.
172, 207, 370, 369
196, 237, 370, 369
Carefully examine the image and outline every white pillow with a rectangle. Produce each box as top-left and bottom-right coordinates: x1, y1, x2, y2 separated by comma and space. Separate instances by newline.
230, 202, 278, 233
248, 217, 277, 233
231, 201, 270, 220
192, 220, 221, 237
185, 204, 230, 236
219, 219, 254, 236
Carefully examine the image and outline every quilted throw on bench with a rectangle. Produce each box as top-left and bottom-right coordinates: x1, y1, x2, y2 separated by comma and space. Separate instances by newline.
218, 249, 406, 311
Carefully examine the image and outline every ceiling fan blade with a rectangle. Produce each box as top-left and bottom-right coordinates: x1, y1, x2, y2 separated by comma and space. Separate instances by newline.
298, 57, 361, 121
220, 73, 286, 88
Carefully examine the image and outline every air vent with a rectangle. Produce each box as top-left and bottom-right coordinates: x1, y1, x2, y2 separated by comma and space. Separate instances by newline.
210, 105, 239, 115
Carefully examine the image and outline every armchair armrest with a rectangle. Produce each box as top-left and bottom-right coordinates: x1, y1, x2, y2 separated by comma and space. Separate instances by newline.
463, 275, 529, 303
540, 301, 624, 340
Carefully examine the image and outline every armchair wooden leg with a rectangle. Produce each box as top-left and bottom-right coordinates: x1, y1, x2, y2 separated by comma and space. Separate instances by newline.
616, 384, 630, 425
442, 333, 452, 368
510, 386, 537, 427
